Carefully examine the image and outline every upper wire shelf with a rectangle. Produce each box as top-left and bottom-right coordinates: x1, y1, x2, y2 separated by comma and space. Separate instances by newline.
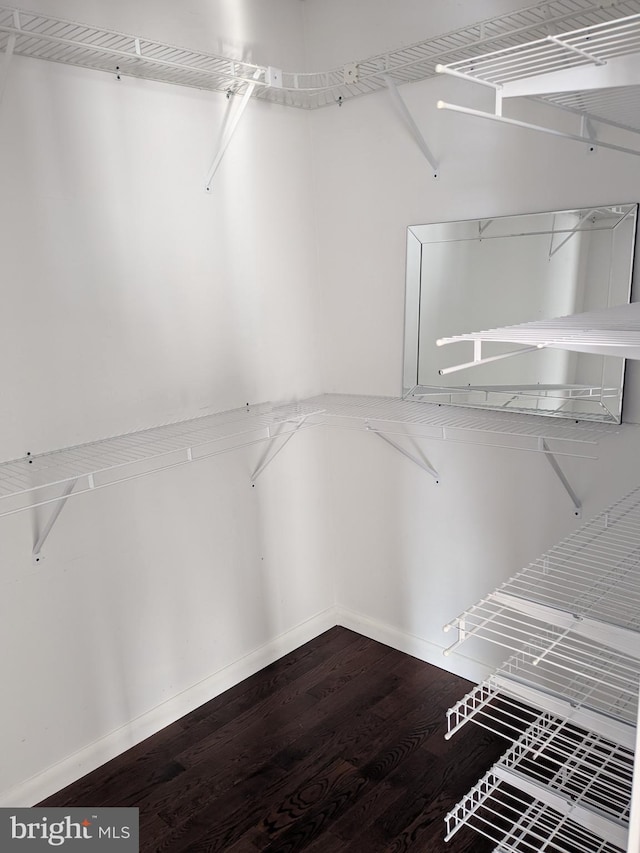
437, 303, 640, 361
489, 485, 640, 631
2, 1, 640, 108
0, 394, 619, 519
305, 393, 616, 453
441, 12, 640, 86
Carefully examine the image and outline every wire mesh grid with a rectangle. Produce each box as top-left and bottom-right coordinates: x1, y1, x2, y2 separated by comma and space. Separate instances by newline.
442, 11, 640, 86
0, 394, 617, 517
499, 715, 634, 825
0, 400, 322, 516
437, 304, 640, 358
445, 769, 626, 852
305, 393, 617, 449
539, 86, 640, 133
446, 658, 638, 748
496, 486, 640, 630
3, 1, 640, 108
449, 627, 640, 726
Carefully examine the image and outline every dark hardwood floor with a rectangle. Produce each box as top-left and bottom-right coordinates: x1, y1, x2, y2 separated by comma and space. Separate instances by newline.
39, 627, 506, 852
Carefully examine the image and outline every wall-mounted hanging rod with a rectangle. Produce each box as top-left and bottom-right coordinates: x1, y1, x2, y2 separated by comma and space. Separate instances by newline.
436, 100, 640, 157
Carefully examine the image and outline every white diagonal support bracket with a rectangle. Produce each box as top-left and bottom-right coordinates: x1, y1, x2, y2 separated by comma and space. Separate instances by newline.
367, 426, 439, 480
541, 438, 581, 516
250, 416, 309, 483
0, 30, 16, 106
383, 74, 438, 176
32, 478, 79, 563
205, 69, 262, 191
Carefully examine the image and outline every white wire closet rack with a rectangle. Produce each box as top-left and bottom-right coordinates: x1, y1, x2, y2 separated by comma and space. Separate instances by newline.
443, 483, 640, 851
0, 393, 618, 520
446, 714, 633, 850
2, 1, 640, 109
437, 304, 640, 369
436, 8, 640, 151
445, 766, 627, 852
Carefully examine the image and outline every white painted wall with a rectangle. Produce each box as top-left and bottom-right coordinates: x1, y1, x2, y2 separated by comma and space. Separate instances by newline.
3, 0, 640, 810
0, 2, 333, 806
308, 69, 640, 680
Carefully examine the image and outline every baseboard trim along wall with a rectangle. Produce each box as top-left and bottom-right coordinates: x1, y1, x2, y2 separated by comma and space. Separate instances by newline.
2, 605, 489, 808
1, 607, 337, 809
335, 606, 493, 685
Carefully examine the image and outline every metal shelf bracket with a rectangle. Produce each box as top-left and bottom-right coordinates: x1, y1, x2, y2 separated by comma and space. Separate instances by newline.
540, 438, 581, 516
366, 425, 439, 480
32, 477, 79, 563
383, 73, 439, 177
250, 415, 310, 484
204, 69, 262, 191
0, 11, 17, 106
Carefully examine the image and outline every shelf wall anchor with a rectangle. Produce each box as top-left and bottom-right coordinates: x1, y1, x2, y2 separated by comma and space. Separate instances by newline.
367, 426, 439, 480
250, 416, 309, 483
32, 478, 79, 564
205, 68, 262, 191
383, 73, 439, 177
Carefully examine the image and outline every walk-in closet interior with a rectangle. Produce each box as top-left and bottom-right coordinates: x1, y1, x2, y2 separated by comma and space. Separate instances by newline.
3, 1, 640, 850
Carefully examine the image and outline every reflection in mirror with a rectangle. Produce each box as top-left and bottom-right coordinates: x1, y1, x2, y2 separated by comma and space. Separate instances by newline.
403, 204, 637, 423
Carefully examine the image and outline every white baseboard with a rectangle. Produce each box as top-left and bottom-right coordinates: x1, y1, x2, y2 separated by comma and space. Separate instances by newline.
0, 607, 337, 808
2, 605, 489, 808
336, 606, 492, 685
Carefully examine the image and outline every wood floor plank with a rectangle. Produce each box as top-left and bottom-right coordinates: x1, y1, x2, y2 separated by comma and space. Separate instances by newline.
38, 627, 507, 852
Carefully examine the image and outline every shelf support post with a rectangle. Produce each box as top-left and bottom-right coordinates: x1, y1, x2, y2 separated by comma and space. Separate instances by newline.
383, 74, 438, 176
250, 416, 309, 483
32, 478, 79, 563
0, 30, 16, 107
205, 69, 262, 191
367, 425, 439, 480
541, 439, 581, 517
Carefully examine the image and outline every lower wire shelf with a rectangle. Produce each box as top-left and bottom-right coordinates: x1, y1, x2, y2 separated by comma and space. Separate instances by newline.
443, 484, 640, 851
445, 766, 627, 853
446, 644, 637, 749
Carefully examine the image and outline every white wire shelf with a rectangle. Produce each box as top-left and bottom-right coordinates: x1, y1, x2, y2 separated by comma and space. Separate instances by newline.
437, 303, 640, 362
450, 637, 639, 741
445, 766, 626, 852
446, 714, 633, 850
0, 394, 619, 519
0, 400, 322, 518
446, 646, 638, 749
2, 1, 640, 109
490, 486, 640, 632
305, 393, 617, 455
498, 716, 634, 828
539, 86, 640, 134
443, 486, 640, 850
441, 12, 640, 87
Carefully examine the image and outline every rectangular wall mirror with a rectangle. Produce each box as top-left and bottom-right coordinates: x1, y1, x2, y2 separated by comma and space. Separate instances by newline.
403, 204, 638, 423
